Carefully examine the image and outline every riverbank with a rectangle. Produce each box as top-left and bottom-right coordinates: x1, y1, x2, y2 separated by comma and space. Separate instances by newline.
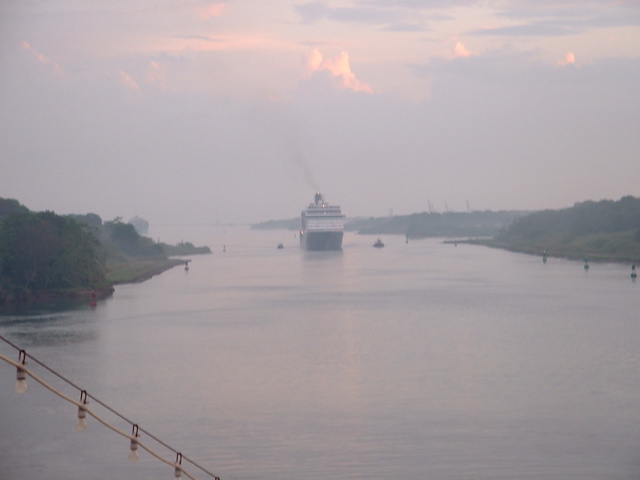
0, 257, 191, 307
0, 285, 115, 308
471, 197, 640, 265
454, 236, 640, 265
105, 257, 187, 284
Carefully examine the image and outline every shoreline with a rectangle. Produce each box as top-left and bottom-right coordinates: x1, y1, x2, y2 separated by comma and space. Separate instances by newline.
0, 285, 115, 309
106, 257, 187, 285
448, 238, 639, 265
0, 258, 188, 308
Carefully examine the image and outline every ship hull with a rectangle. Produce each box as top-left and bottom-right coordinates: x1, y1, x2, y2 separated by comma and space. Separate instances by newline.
300, 193, 344, 251
301, 231, 343, 251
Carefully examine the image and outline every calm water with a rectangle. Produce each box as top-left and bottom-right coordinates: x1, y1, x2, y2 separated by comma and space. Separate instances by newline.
1, 226, 639, 480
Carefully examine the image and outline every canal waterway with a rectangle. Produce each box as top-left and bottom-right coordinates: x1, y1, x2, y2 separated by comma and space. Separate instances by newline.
1, 225, 639, 479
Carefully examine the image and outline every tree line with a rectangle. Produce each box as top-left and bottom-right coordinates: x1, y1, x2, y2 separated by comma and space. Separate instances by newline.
0, 208, 105, 293
489, 196, 640, 261
251, 209, 527, 238
497, 196, 640, 242
0, 198, 209, 304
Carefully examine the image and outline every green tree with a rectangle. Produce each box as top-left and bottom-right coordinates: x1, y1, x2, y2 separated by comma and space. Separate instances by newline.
102, 219, 163, 256
0, 211, 106, 290
0, 197, 29, 221
68, 213, 103, 229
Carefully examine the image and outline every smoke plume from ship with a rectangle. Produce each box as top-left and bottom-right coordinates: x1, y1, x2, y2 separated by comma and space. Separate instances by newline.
294, 153, 320, 193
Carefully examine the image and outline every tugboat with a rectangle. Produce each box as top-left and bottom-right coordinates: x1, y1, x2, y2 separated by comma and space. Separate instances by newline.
373, 237, 384, 248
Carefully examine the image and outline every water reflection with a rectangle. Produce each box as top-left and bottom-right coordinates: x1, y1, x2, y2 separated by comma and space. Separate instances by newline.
0, 303, 100, 347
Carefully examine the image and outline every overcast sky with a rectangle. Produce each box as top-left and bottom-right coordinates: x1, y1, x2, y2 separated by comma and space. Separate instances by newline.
1, 0, 639, 225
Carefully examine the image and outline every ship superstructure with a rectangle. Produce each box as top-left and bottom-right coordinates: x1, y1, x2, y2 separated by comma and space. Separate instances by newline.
300, 193, 344, 250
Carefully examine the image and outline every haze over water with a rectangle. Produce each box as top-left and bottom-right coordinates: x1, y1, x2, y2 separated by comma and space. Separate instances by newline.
1, 226, 639, 479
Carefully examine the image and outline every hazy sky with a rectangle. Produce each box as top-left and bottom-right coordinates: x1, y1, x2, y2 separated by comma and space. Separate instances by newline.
1, 1, 639, 225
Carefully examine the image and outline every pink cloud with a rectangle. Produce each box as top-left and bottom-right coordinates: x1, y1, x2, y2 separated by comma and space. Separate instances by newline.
198, 3, 226, 20
146, 61, 173, 90
557, 51, 576, 66
154, 34, 281, 54
304, 49, 373, 93
305, 49, 324, 75
452, 41, 473, 58
119, 71, 141, 91
22, 41, 64, 75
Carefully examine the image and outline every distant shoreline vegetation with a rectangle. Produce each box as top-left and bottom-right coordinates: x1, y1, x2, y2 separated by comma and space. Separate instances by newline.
252, 195, 640, 263
0, 198, 211, 306
475, 196, 640, 264
251, 209, 527, 238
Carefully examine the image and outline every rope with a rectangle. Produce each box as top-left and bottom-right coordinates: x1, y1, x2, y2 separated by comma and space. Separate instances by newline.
0, 335, 220, 480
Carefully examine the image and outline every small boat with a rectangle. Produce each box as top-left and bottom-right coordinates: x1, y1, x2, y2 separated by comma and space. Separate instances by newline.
373, 237, 384, 248
277, 243, 284, 249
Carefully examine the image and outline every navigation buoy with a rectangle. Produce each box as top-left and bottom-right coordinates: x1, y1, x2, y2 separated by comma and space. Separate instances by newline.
584, 257, 589, 271
543, 250, 547, 264
90, 290, 97, 308
631, 265, 637, 279
185, 261, 189, 271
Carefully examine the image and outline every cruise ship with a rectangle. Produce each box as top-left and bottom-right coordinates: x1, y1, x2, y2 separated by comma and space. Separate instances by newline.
300, 193, 344, 250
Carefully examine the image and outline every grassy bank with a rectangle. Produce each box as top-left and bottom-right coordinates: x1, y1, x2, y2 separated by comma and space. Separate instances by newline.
0, 258, 188, 307
105, 257, 186, 284
476, 196, 640, 265
0, 285, 115, 307
469, 230, 640, 264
